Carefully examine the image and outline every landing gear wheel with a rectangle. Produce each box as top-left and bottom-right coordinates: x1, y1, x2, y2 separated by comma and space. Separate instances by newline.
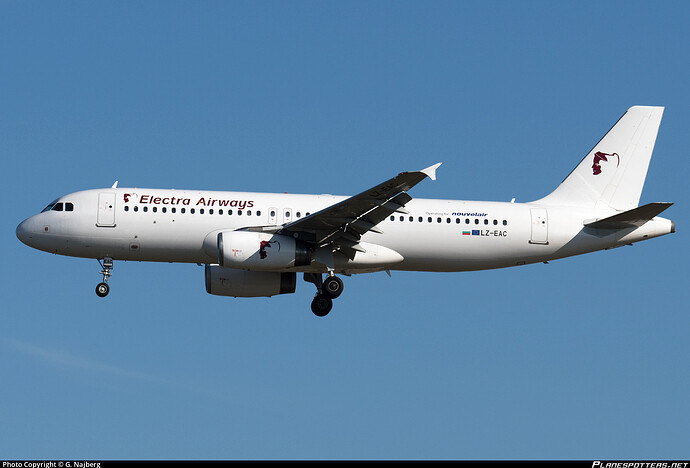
323, 275, 344, 299
96, 282, 110, 298
311, 294, 333, 317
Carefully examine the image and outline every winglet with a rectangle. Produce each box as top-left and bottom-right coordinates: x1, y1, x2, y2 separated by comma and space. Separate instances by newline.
111, 181, 119, 189
420, 162, 442, 181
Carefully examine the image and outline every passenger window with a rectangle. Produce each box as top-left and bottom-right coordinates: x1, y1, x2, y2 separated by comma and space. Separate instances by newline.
475, 219, 479, 225
228, 210, 233, 215
465, 219, 470, 224
390, 216, 395, 221
238, 210, 242, 216
484, 219, 488, 225
209, 209, 213, 215
257, 210, 261, 216
143, 206, 148, 212
446, 218, 451, 223
418, 217, 423, 222
399, 216, 404, 222
125, 206, 129, 212
190, 208, 195, 214
493, 219, 498, 225
219, 209, 223, 215
503, 220, 508, 226
409, 216, 413, 222
134, 206, 139, 212
296, 212, 301, 218
247, 210, 252, 216
172, 208, 176, 213
427, 217, 432, 223
162, 207, 167, 213
152, 207, 157, 213
437, 218, 441, 223
181, 208, 185, 214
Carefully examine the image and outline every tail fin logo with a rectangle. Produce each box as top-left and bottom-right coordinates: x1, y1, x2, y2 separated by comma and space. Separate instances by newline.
592, 151, 620, 175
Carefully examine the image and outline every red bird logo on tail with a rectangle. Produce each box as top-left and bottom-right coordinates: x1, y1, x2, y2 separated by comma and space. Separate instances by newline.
592, 151, 620, 175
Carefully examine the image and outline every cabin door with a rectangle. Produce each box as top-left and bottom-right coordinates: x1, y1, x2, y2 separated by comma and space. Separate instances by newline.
97, 192, 116, 227
529, 208, 548, 244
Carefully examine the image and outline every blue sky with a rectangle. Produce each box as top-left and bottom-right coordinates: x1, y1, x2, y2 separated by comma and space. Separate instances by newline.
1, 0, 688, 460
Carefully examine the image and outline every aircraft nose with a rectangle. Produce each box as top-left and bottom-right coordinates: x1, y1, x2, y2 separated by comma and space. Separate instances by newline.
16, 218, 33, 246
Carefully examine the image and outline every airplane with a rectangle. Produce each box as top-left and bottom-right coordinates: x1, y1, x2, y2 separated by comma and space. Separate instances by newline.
16, 106, 675, 317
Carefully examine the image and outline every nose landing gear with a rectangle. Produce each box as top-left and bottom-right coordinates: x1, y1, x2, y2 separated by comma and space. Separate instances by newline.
95, 257, 113, 297
305, 272, 345, 317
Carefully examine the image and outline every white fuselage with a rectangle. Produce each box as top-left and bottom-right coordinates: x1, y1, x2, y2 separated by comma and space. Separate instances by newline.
16, 188, 674, 274
15, 107, 675, 315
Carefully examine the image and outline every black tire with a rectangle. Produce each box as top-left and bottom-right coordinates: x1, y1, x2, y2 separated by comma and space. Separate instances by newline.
323, 276, 344, 299
311, 294, 333, 317
96, 282, 110, 298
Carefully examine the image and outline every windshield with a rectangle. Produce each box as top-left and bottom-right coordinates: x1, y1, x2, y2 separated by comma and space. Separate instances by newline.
41, 199, 59, 213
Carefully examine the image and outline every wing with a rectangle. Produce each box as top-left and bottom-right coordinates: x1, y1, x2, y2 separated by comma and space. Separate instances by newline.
277, 162, 441, 259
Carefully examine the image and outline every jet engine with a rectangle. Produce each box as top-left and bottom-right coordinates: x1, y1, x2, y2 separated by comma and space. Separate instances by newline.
217, 231, 312, 270
205, 265, 296, 297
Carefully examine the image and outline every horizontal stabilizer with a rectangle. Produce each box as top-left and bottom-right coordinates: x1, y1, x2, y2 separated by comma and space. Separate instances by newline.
584, 202, 673, 229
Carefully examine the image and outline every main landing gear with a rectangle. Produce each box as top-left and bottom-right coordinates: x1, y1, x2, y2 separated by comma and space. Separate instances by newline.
305, 272, 344, 317
95, 257, 113, 297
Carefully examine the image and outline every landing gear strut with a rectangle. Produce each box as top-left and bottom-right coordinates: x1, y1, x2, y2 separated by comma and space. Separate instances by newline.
96, 257, 113, 297
305, 272, 345, 317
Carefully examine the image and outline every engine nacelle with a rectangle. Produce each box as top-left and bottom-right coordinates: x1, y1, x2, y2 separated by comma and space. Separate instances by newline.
205, 264, 296, 297
217, 231, 312, 270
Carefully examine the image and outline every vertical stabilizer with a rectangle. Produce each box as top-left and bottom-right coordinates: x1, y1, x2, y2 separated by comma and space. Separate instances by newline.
536, 106, 664, 210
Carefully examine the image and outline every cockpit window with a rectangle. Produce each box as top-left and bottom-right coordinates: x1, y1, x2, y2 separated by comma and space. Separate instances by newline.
40, 200, 74, 212
41, 199, 59, 213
